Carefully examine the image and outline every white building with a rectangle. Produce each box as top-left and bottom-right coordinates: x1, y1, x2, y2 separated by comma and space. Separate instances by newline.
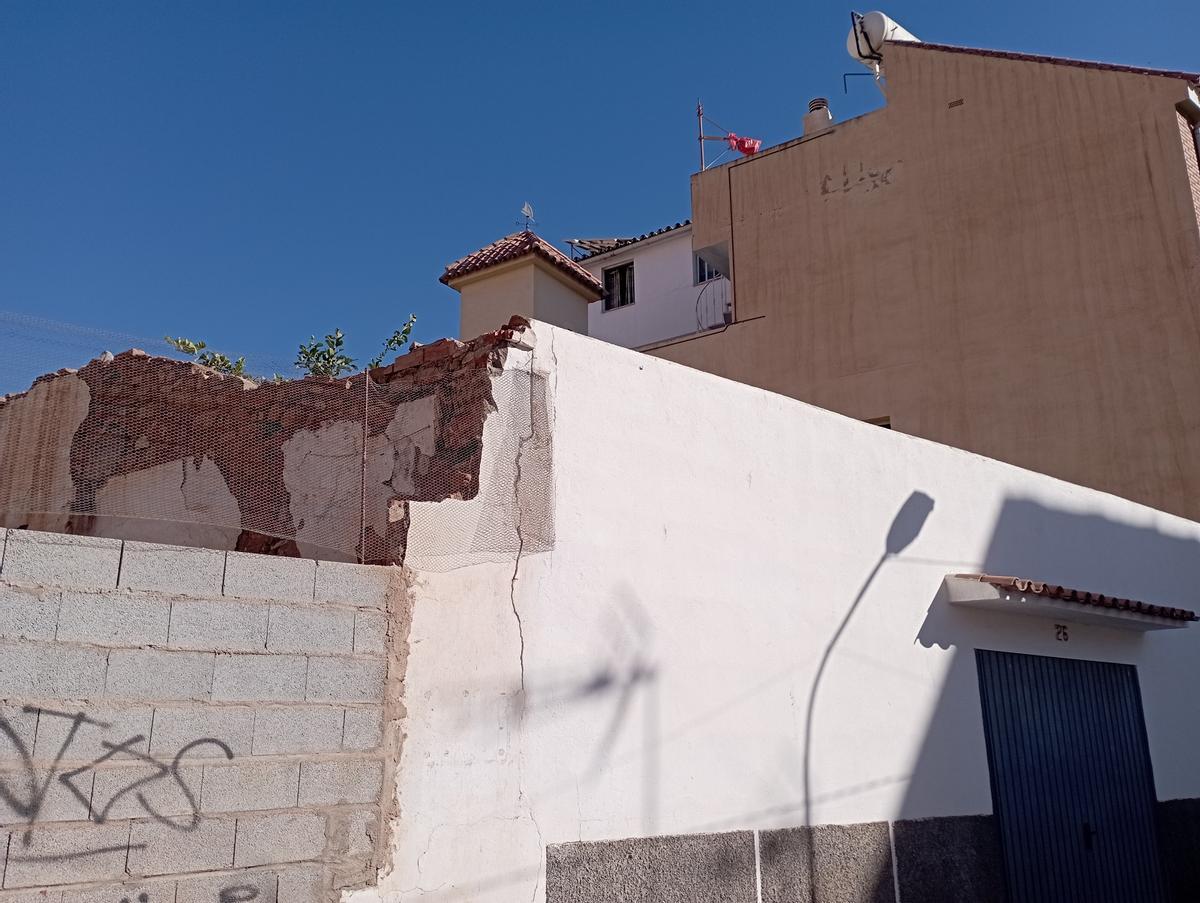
350, 319, 1200, 903
568, 222, 733, 350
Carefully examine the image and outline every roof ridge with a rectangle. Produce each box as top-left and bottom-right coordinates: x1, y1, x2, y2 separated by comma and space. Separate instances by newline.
576, 220, 692, 261
895, 40, 1200, 82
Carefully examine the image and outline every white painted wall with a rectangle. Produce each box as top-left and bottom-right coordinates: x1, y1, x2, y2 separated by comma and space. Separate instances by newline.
582, 228, 703, 348
356, 321, 1200, 902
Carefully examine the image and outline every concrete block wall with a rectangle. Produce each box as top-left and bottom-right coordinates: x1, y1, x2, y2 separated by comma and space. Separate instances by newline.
0, 529, 399, 902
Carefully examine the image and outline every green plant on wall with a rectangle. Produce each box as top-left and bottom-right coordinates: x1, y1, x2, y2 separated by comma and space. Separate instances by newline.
367, 314, 418, 369
165, 314, 418, 381
164, 337, 247, 377
295, 329, 356, 378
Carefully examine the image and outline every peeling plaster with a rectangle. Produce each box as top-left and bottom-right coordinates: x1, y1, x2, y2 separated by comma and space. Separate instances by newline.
0, 373, 90, 533
94, 454, 242, 549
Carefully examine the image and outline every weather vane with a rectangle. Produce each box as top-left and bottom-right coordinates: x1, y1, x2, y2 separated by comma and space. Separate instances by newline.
518, 202, 536, 230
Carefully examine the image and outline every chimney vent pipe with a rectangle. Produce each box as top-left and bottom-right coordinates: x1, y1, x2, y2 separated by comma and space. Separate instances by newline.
803, 97, 833, 136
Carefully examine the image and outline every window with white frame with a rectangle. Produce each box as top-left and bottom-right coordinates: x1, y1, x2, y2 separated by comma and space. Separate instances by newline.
695, 254, 723, 284
603, 262, 635, 311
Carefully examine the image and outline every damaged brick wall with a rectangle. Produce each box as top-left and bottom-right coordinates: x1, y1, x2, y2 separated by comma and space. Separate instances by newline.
0, 318, 534, 565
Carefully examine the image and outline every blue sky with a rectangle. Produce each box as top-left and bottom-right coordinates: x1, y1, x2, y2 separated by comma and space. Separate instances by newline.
1, 0, 1195, 376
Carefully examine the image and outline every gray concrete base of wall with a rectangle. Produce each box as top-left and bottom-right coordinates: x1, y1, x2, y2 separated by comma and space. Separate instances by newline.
549, 799, 1200, 903
1158, 797, 1200, 901
546, 814, 1003, 903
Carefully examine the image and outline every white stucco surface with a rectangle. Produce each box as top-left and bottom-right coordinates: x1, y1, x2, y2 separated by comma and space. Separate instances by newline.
583, 227, 702, 348
355, 321, 1200, 902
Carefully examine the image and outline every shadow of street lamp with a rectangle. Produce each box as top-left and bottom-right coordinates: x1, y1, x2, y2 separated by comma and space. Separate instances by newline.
801, 490, 934, 901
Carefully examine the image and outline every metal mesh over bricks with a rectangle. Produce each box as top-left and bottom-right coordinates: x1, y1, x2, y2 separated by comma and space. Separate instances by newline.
0, 313, 553, 569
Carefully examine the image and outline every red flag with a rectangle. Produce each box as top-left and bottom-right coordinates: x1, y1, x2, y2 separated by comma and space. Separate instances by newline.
726, 133, 762, 155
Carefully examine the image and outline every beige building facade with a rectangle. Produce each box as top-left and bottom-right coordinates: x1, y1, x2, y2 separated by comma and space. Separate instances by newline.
653, 41, 1200, 521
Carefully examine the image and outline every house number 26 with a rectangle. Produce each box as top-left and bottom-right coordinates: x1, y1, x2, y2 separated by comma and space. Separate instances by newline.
1055, 624, 1069, 642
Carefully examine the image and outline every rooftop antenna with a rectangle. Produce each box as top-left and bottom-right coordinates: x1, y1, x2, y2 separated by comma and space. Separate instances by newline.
518, 202, 536, 230
697, 100, 762, 171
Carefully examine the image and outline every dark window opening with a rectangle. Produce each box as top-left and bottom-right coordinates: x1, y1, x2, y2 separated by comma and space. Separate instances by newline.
695, 255, 723, 285
603, 262, 635, 311
867, 416, 892, 429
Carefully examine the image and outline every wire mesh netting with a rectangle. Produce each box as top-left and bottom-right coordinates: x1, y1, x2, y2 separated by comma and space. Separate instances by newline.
0, 311, 552, 569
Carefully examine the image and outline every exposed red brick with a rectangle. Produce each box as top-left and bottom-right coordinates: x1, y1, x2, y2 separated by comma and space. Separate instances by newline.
0, 318, 535, 565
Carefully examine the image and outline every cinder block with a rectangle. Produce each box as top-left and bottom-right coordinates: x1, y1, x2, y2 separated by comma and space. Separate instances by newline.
314, 560, 394, 608
117, 541, 226, 597
169, 599, 268, 652
62, 877, 176, 903
342, 706, 384, 751
305, 657, 385, 704
0, 765, 92, 825
298, 759, 383, 806
266, 604, 354, 654
150, 706, 253, 758
0, 706, 40, 762
105, 649, 215, 702
0, 642, 107, 698
252, 705, 344, 755
353, 610, 389, 655
234, 810, 326, 868
201, 761, 300, 813
0, 585, 60, 641
211, 653, 307, 703
275, 863, 325, 903
56, 591, 171, 647
175, 868, 278, 903
89, 763, 203, 823
127, 814, 236, 876
0, 531, 122, 592
3, 822, 131, 888
223, 552, 315, 603
33, 705, 153, 763
333, 807, 379, 859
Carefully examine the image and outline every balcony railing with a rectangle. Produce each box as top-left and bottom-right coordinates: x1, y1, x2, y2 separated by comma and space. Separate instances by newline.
695, 276, 732, 332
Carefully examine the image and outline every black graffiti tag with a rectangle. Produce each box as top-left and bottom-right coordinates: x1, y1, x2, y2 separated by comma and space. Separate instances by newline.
114, 889, 257, 902
0, 706, 233, 846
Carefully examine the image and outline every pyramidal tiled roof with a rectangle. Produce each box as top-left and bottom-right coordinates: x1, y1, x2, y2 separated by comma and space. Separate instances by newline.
440, 231, 603, 296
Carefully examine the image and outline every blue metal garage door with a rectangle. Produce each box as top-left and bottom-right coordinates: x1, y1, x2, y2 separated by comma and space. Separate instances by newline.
975, 650, 1166, 903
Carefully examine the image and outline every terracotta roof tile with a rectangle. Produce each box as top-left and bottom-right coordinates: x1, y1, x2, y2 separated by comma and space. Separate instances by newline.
573, 220, 692, 261
898, 40, 1200, 83
440, 231, 603, 297
956, 573, 1198, 622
